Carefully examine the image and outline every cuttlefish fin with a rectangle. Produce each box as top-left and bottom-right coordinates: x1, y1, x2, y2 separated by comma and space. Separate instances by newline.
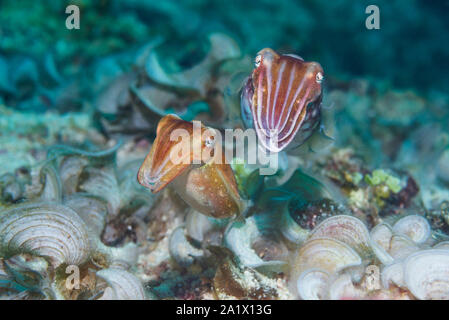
318, 124, 335, 141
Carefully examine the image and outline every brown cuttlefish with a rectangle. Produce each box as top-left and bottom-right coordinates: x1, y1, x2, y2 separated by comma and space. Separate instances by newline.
137, 114, 243, 218
241, 48, 324, 153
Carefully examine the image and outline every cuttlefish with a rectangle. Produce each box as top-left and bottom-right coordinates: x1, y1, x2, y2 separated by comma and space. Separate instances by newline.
138, 114, 243, 218
241, 48, 324, 153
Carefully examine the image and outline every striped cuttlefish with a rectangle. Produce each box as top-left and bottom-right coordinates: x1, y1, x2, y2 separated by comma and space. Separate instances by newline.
241, 48, 324, 153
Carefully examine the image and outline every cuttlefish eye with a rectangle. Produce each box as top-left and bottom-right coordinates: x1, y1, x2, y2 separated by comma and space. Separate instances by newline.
205, 136, 215, 148
254, 54, 262, 68
316, 72, 324, 84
